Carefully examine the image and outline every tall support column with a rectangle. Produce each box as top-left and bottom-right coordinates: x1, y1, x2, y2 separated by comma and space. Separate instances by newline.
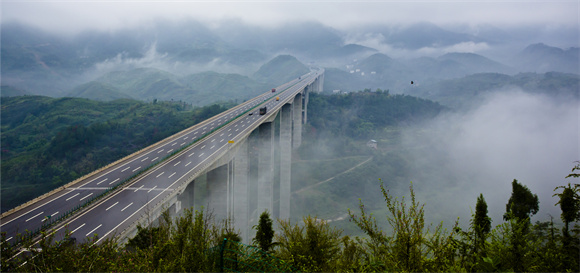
178, 180, 195, 212
293, 93, 303, 149
279, 104, 292, 220
303, 87, 309, 124
207, 164, 229, 222
257, 122, 274, 218
233, 140, 250, 242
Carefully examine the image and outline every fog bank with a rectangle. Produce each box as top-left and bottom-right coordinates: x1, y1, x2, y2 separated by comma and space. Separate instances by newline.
403, 89, 579, 226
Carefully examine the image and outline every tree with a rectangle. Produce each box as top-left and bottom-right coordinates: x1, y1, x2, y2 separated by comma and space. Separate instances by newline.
504, 179, 539, 224
473, 194, 492, 253
253, 210, 275, 253
553, 183, 580, 235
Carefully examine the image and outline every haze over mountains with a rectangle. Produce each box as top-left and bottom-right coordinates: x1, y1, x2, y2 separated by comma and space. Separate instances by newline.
2, 20, 578, 106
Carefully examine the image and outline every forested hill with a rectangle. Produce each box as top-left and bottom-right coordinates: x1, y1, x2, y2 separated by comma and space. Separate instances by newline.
307, 90, 445, 140
0, 96, 233, 212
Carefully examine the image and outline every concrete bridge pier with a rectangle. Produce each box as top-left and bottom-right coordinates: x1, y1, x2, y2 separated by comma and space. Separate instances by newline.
207, 163, 231, 222
279, 103, 292, 220
293, 93, 303, 149
233, 140, 250, 242
257, 122, 274, 219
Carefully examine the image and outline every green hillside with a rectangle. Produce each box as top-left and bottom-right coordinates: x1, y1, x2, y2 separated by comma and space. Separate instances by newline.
1, 95, 233, 212
408, 72, 580, 109
67, 81, 133, 101
253, 55, 310, 85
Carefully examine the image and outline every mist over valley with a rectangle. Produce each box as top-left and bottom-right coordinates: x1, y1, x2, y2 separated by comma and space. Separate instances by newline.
1, 3, 579, 270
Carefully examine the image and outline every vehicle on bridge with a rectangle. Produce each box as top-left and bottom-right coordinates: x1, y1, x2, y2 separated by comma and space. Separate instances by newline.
276, 96, 280, 101
259, 107, 267, 115
271, 88, 276, 92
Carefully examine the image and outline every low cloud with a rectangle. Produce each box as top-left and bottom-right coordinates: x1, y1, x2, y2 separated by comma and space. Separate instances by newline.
88, 43, 261, 78
402, 89, 579, 227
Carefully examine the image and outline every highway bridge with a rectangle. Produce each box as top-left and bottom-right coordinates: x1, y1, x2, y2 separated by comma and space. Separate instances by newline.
1, 70, 324, 244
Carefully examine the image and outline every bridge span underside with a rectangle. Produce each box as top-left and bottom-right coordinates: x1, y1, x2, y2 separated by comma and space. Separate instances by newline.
123, 74, 323, 243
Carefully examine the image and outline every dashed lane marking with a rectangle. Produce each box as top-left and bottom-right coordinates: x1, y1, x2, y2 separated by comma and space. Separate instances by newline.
25, 212, 44, 222
86, 224, 102, 237
106, 202, 118, 211
121, 202, 133, 212
66, 193, 80, 201
70, 223, 85, 234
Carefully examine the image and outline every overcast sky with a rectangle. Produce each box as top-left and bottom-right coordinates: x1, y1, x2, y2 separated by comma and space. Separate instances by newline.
2, 0, 578, 34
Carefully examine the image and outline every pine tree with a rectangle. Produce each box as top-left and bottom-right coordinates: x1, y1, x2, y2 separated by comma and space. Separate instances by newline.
253, 210, 275, 253
473, 193, 491, 251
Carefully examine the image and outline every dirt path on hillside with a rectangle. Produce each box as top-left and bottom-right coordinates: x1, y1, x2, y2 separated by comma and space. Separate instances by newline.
293, 156, 373, 194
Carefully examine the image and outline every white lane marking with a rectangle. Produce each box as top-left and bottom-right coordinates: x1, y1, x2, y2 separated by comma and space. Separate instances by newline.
235, 129, 239, 132
203, 126, 207, 129
210, 127, 214, 130
121, 202, 133, 212
188, 152, 195, 157
151, 157, 159, 162
79, 193, 93, 201
172, 142, 177, 146
134, 185, 144, 192
141, 157, 149, 162
66, 193, 80, 201
210, 145, 215, 149
220, 133, 224, 136
168, 172, 176, 178
211, 139, 215, 142
201, 145, 206, 149
148, 186, 158, 193
241, 124, 245, 127
50, 211, 59, 217
193, 131, 198, 135
228, 133, 232, 137
86, 224, 102, 237
202, 131, 206, 134
132, 166, 141, 172
158, 149, 164, 153
121, 167, 130, 172
106, 202, 119, 211
156, 172, 165, 178
228, 128, 231, 131
220, 139, 224, 142
108, 178, 120, 185
167, 149, 173, 153
7, 237, 13, 241
96, 178, 108, 185
183, 136, 189, 140
70, 223, 85, 234
199, 153, 204, 157
181, 142, 186, 146
174, 161, 181, 166
185, 161, 192, 167
235, 124, 238, 127
25, 211, 44, 222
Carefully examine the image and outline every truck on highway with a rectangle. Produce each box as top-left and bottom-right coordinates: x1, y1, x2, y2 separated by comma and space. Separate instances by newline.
259, 107, 267, 115
276, 96, 280, 101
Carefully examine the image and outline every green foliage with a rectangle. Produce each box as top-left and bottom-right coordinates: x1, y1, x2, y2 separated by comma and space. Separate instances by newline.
504, 179, 539, 224
275, 215, 343, 272
252, 210, 276, 253
308, 91, 444, 140
1, 96, 232, 212
348, 181, 458, 272
553, 183, 580, 234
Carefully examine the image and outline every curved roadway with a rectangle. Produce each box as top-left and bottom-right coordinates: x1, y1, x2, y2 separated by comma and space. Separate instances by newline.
1, 70, 322, 246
